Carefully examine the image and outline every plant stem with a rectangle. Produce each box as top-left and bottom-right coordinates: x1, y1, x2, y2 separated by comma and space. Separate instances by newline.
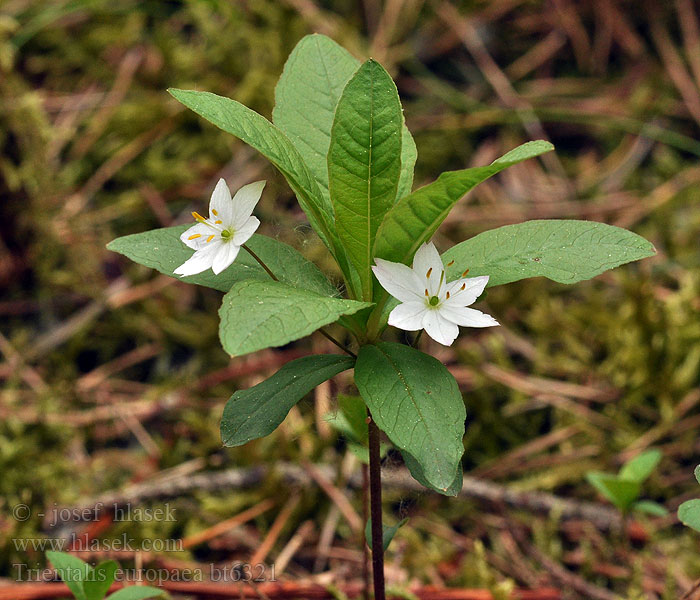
362, 463, 370, 600
242, 243, 279, 282
319, 329, 357, 358
241, 244, 356, 359
367, 412, 386, 600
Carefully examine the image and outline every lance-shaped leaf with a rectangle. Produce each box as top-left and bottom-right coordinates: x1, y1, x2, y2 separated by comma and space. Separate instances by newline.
46, 552, 90, 600
222, 354, 355, 446
168, 88, 336, 254
442, 220, 656, 287
219, 280, 371, 357
273, 34, 416, 206
374, 140, 554, 265
84, 560, 118, 600
107, 225, 337, 297
328, 60, 404, 299
619, 449, 662, 483
586, 472, 640, 511
354, 342, 465, 492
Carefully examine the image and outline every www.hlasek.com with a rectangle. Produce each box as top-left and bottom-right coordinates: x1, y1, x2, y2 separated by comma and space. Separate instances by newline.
13, 534, 183, 553
15, 563, 277, 585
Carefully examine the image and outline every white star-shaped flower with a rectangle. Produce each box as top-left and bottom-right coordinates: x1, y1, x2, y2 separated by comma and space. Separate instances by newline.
372, 242, 499, 346
174, 179, 265, 277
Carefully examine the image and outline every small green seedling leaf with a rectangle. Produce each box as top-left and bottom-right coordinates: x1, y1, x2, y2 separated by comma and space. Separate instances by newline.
221, 354, 354, 446
107, 227, 336, 298
695, 464, 700, 485
678, 499, 700, 532
84, 559, 119, 600
218, 280, 372, 357
619, 449, 662, 483
632, 500, 668, 517
586, 472, 641, 511
329, 59, 404, 300
365, 517, 409, 551
442, 220, 656, 288
168, 88, 336, 253
355, 342, 465, 493
104, 587, 165, 600
47, 551, 90, 600
374, 141, 554, 266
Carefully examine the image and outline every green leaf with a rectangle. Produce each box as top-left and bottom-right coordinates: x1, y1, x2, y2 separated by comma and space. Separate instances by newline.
396, 126, 417, 201
401, 449, 463, 496
273, 34, 416, 207
219, 280, 371, 357
168, 88, 335, 253
442, 220, 656, 287
346, 441, 389, 465
325, 394, 368, 443
46, 551, 89, 600
365, 517, 409, 551
619, 449, 662, 483
695, 464, 700, 485
84, 560, 118, 600
107, 226, 336, 297
633, 500, 668, 517
273, 34, 361, 198
678, 499, 700, 532
221, 354, 354, 446
586, 472, 640, 511
354, 342, 465, 492
374, 141, 554, 265
328, 59, 404, 300
104, 587, 165, 600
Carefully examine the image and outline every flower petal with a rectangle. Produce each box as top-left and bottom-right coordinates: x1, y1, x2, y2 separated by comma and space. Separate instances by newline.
372, 259, 425, 303
440, 305, 499, 328
412, 242, 444, 296
443, 275, 490, 307
212, 242, 240, 274
388, 301, 428, 331
174, 245, 218, 277
209, 178, 233, 224
231, 180, 266, 228
232, 216, 260, 246
180, 223, 218, 250
422, 310, 459, 346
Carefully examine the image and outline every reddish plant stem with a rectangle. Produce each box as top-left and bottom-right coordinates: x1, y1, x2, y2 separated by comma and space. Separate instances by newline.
367, 413, 385, 600
362, 462, 370, 600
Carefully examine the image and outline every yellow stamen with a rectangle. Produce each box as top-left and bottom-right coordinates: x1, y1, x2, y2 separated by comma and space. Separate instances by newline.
192, 211, 207, 223
214, 220, 223, 224
424, 289, 429, 297
426, 267, 433, 278
462, 268, 470, 277
460, 283, 466, 291
212, 209, 218, 216
206, 234, 215, 243
188, 234, 202, 240
446, 291, 450, 299
447, 260, 455, 267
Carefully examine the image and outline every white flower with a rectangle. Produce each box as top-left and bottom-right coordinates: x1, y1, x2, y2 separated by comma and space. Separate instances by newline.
372, 242, 499, 346
174, 179, 265, 277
